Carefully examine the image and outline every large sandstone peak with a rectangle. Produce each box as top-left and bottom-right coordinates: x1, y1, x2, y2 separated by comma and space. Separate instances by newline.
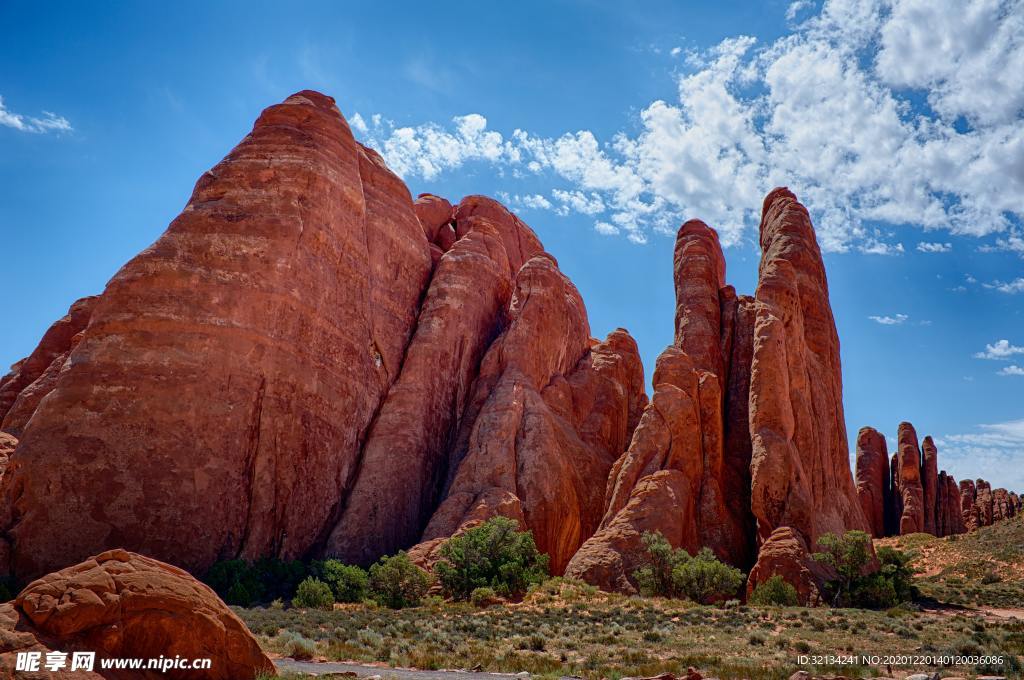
1, 90, 437, 578
748, 188, 868, 546
0, 550, 272, 679
0, 91, 647, 582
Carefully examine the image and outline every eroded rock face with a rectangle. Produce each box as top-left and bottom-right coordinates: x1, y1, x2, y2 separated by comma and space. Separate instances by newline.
0, 91, 438, 579
748, 188, 868, 547
745, 526, 833, 606
961, 479, 980, 531
855, 427, 890, 538
0, 550, 272, 680
0, 296, 98, 435
976, 479, 994, 527
415, 256, 646, 574
896, 422, 925, 535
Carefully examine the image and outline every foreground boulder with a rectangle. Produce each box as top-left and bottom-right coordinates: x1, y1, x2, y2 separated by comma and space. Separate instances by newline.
745, 527, 833, 606
0, 550, 272, 680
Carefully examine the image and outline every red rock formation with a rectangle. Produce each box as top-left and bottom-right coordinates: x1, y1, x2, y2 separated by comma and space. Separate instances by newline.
565, 220, 753, 591
976, 479, 994, 526
896, 422, 925, 534
745, 527, 834, 606
921, 436, 939, 535
748, 188, 869, 547
413, 193, 453, 242
993, 488, 1012, 522
960, 479, 980, 531
325, 217, 518, 565
0, 433, 14, 484
0, 91, 437, 578
413, 256, 646, 574
855, 427, 889, 538
0, 296, 97, 433
888, 451, 902, 535
0, 550, 272, 680
946, 474, 966, 534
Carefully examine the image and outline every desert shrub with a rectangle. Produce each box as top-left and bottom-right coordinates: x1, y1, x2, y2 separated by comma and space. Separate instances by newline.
368, 552, 431, 609
813, 532, 914, 608
435, 516, 549, 600
312, 559, 369, 603
470, 586, 500, 607
278, 630, 316, 660
292, 577, 335, 610
672, 548, 745, 604
750, 574, 799, 606
633, 532, 745, 602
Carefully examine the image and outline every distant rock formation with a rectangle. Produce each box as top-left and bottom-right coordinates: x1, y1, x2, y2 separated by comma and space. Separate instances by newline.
855, 427, 889, 538
0, 549, 272, 680
855, 421, 1015, 538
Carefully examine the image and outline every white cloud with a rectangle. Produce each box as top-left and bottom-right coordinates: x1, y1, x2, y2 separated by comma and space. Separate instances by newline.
349, 112, 368, 134
503, 193, 552, 211
354, 0, 1024, 251
552, 189, 605, 216
594, 221, 620, 236
0, 95, 71, 134
985, 277, 1024, 294
786, 0, 814, 21
999, 365, 1024, 376
974, 339, 1024, 360
868, 313, 909, 325
936, 418, 1024, 490
917, 241, 952, 253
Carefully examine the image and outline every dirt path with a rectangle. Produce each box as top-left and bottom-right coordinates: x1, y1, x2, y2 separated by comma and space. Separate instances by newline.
275, 658, 535, 679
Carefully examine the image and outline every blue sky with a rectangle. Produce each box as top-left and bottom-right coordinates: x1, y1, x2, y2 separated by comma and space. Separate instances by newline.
2, 0, 1022, 489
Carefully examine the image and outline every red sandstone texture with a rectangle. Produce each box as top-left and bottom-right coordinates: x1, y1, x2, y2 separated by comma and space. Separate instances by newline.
0, 550, 272, 680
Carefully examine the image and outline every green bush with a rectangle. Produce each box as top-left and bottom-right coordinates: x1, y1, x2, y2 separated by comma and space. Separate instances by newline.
749, 574, 799, 606
470, 586, 500, 607
633, 531, 682, 597
368, 552, 431, 609
292, 577, 335, 610
633, 531, 745, 603
312, 559, 369, 603
435, 516, 550, 600
813, 531, 915, 608
671, 548, 745, 604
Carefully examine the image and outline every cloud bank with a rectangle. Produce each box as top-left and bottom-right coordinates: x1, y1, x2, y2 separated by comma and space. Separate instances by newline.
357, 0, 1024, 253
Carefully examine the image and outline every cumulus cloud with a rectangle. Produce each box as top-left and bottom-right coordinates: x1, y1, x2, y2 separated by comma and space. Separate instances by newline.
999, 365, 1024, 376
936, 418, 1024, 489
0, 95, 71, 134
868, 313, 909, 325
917, 241, 952, 253
974, 339, 1024, 360
501, 193, 553, 211
356, 0, 1024, 251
